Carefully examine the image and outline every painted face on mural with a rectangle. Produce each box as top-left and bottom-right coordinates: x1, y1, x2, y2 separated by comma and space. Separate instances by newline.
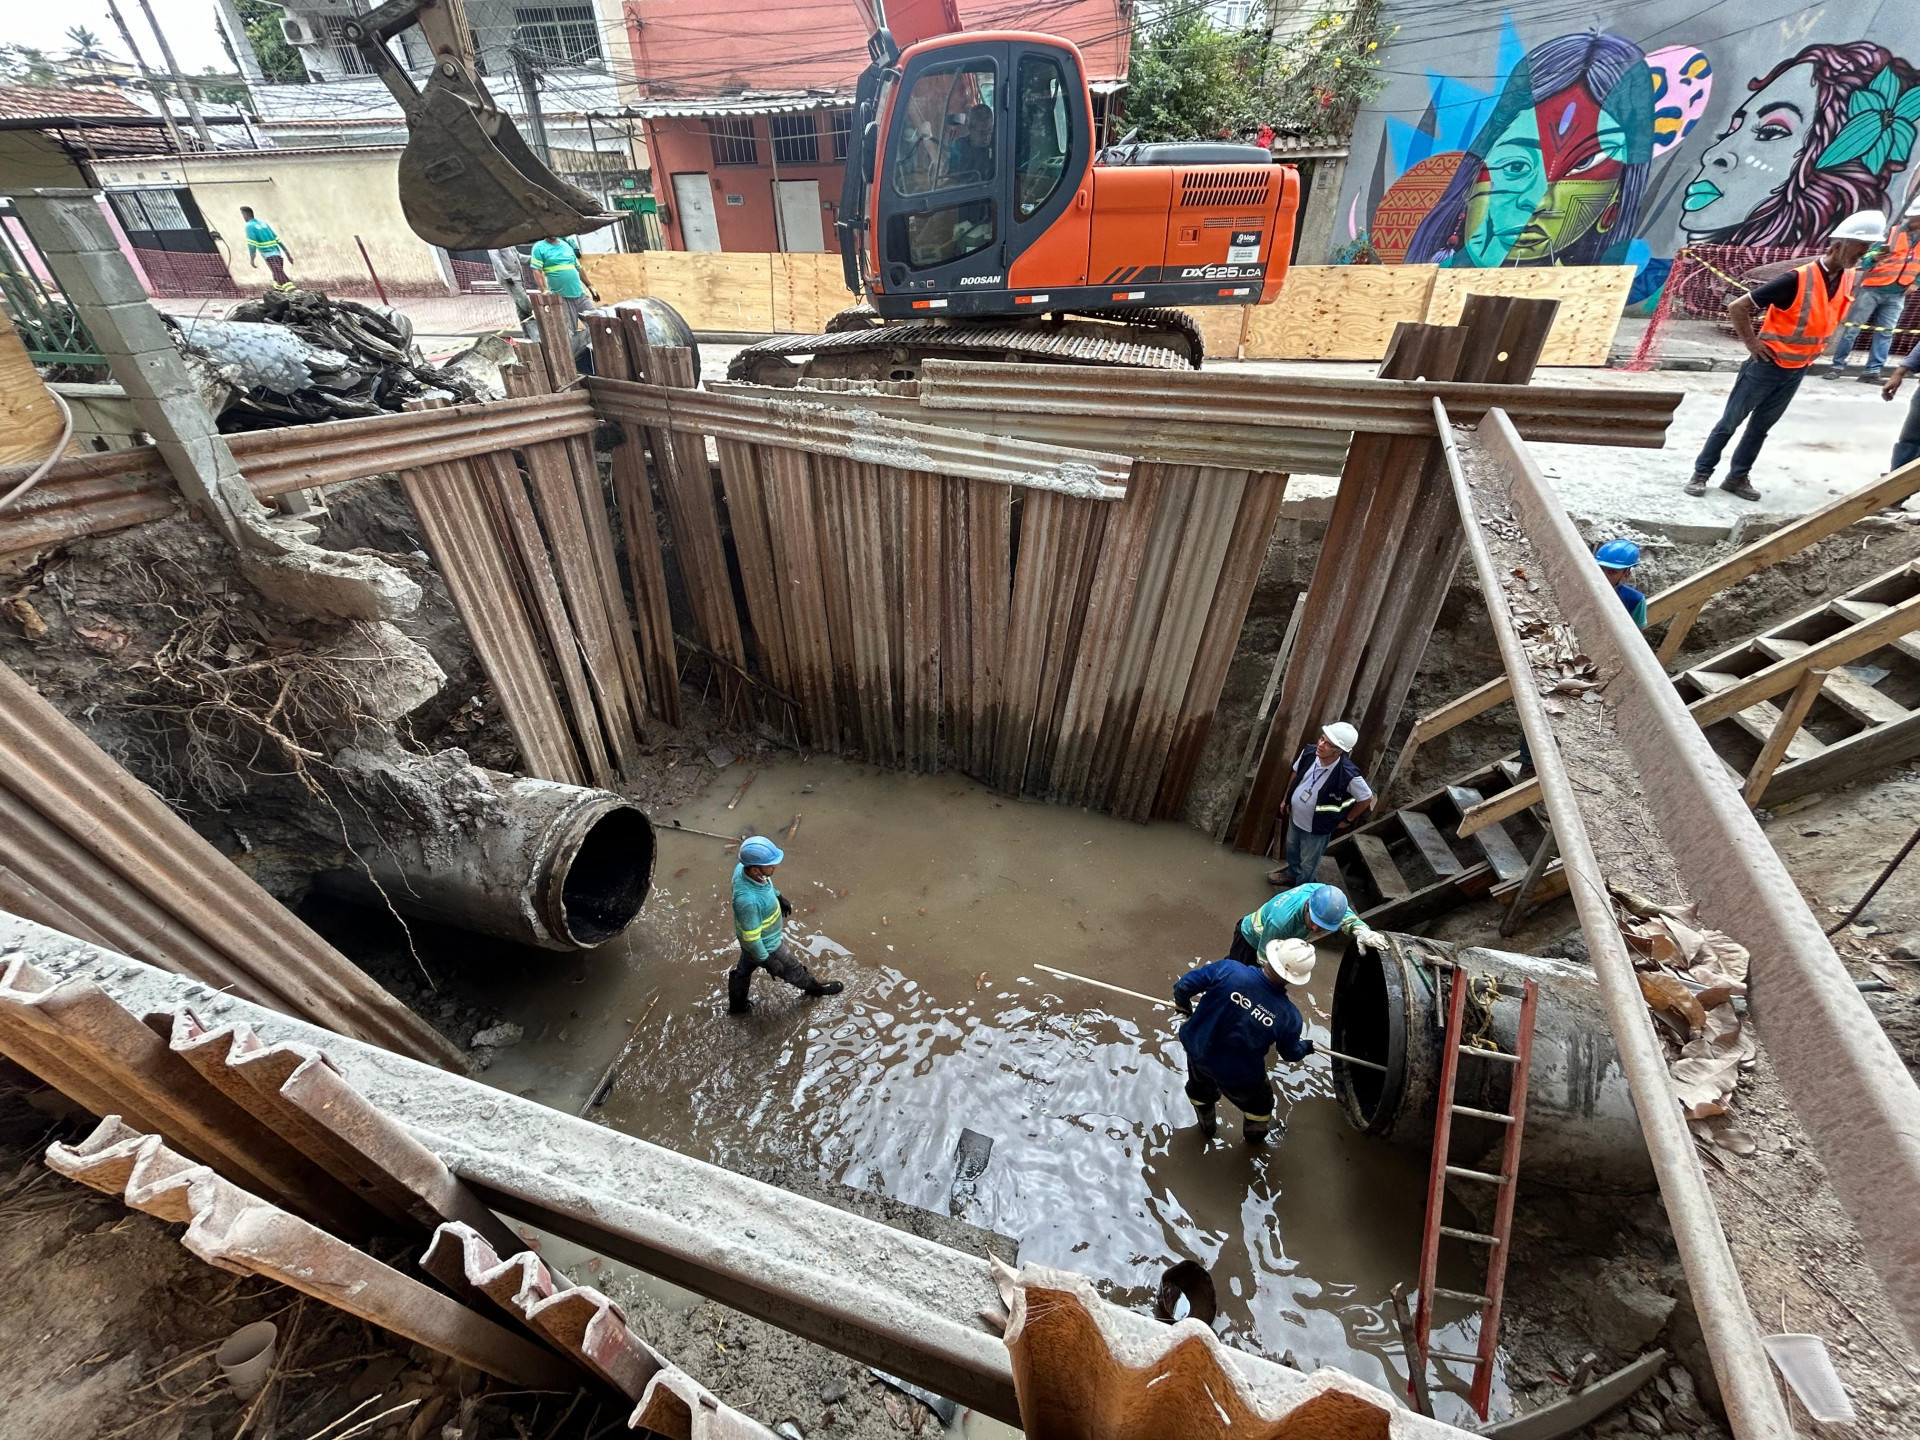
1680, 63, 1820, 235
1460, 82, 1629, 264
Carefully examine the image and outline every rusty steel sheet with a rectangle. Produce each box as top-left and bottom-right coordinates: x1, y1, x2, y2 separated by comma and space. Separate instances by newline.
421, 1222, 780, 1438
1436, 403, 1794, 1440
1472, 404, 1920, 1361
46, 1117, 585, 1390
914, 360, 1682, 448
0, 661, 463, 1068
0, 394, 597, 558
710, 379, 1356, 479
5, 915, 1487, 1436
586, 377, 1133, 495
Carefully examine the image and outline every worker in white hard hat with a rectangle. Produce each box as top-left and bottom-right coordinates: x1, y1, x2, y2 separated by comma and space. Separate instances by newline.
1827, 196, 1920, 383
1688, 210, 1885, 503
1172, 937, 1318, 1146
1264, 720, 1374, 890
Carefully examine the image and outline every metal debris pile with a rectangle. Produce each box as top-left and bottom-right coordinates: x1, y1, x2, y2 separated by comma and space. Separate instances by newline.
170, 288, 482, 430
1611, 884, 1757, 1139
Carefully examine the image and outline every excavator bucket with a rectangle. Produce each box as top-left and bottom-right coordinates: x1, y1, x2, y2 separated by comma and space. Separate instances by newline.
346, 0, 618, 252
397, 75, 619, 251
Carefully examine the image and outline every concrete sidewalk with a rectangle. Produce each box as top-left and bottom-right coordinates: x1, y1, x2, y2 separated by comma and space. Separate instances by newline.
151, 291, 519, 336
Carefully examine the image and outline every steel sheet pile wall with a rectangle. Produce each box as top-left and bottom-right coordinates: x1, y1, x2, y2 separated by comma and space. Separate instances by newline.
588, 372, 1289, 822
0, 662, 461, 1067
1235, 296, 1561, 857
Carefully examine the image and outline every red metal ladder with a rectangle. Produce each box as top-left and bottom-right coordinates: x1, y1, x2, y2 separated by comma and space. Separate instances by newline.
1410, 961, 1539, 1419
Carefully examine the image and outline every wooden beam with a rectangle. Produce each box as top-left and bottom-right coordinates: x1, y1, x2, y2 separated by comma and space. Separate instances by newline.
1744, 668, 1829, 807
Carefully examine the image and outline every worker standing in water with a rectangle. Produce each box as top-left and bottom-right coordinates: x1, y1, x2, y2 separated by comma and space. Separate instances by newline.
1173, 938, 1318, 1145
1233, 882, 1385, 967
729, 836, 844, 1014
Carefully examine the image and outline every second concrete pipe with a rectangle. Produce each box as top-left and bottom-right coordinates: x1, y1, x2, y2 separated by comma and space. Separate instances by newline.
1330, 933, 1655, 1193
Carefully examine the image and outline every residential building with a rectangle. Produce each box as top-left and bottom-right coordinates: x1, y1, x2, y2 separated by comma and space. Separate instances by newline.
625, 0, 1131, 253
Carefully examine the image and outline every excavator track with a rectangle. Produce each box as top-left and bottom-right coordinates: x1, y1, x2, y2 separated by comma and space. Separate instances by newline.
726, 308, 1208, 386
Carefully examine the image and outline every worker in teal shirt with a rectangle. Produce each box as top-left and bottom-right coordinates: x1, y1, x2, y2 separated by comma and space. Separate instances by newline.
529, 234, 599, 331
729, 835, 844, 1013
240, 206, 292, 288
1231, 883, 1385, 967
1595, 539, 1650, 627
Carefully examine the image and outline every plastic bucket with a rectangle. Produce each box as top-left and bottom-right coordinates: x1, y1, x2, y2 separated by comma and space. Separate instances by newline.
216, 1320, 279, 1401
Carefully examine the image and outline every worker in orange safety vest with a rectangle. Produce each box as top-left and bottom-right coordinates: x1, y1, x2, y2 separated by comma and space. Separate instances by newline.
1826, 197, 1920, 382
1687, 210, 1883, 504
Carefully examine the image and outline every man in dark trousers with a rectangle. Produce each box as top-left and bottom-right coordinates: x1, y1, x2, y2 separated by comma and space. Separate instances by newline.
1880, 344, 1920, 473
728, 836, 844, 1013
1265, 720, 1373, 889
1687, 210, 1884, 502
1172, 937, 1317, 1146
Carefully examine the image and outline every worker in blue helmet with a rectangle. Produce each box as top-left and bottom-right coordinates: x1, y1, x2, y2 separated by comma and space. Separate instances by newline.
1232, 882, 1385, 967
1595, 539, 1650, 628
728, 836, 844, 1014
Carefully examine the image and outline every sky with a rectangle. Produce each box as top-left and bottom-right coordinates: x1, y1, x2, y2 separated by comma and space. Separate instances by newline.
2, 0, 236, 76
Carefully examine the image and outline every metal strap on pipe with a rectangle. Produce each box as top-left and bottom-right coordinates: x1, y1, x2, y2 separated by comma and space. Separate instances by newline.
915, 361, 1683, 448
1434, 397, 1792, 1440
1473, 404, 1920, 1358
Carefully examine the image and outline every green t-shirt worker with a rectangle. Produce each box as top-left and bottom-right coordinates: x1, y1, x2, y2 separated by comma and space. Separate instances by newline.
240, 207, 292, 289
529, 234, 600, 331
728, 836, 845, 1013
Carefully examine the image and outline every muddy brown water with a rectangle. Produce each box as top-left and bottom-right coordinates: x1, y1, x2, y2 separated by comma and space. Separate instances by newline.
467, 757, 1498, 1423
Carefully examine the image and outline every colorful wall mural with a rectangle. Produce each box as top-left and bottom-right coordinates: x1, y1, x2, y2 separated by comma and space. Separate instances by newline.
1334, 2, 1920, 304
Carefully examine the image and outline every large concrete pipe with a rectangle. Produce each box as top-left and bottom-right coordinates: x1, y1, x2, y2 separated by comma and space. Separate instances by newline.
320, 774, 656, 951
1329, 933, 1654, 1193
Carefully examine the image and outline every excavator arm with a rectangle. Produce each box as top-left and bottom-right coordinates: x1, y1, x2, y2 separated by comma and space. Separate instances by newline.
345, 0, 617, 252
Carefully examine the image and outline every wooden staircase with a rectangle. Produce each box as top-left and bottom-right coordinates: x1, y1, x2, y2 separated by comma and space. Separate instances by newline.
1674, 558, 1920, 807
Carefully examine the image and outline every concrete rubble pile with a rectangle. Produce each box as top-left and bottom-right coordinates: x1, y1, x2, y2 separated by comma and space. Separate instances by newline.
170, 288, 484, 429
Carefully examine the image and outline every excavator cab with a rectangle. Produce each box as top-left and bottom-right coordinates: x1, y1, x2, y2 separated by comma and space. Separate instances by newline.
345, 0, 618, 252
842, 30, 1296, 323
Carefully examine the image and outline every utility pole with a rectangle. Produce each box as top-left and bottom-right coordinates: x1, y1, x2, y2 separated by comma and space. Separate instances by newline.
131, 0, 218, 149
513, 48, 554, 164
104, 0, 191, 157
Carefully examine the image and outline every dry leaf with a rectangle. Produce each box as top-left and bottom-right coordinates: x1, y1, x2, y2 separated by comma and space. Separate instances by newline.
5, 596, 46, 639
1638, 971, 1706, 1033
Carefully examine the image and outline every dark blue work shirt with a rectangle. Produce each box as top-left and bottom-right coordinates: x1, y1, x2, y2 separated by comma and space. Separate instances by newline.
1172, 959, 1311, 1091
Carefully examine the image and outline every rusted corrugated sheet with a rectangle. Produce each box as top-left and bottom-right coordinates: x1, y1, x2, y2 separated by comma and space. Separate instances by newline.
423, 1222, 779, 1439
0, 662, 463, 1067
47, 1118, 585, 1390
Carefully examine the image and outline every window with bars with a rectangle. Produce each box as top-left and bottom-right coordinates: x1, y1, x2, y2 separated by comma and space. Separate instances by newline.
513, 5, 602, 65
828, 109, 853, 161
323, 16, 371, 75
769, 113, 819, 165
708, 116, 757, 166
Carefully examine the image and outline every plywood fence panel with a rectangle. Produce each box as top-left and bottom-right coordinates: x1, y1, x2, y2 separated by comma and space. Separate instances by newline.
0, 307, 73, 467
1423, 265, 1634, 367
583, 251, 856, 333
583, 253, 648, 304
774, 252, 859, 333
1184, 305, 1248, 363
1245, 265, 1438, 361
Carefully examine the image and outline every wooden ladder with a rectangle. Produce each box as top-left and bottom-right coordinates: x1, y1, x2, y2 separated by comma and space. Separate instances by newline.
1410, 962, 1539, 1420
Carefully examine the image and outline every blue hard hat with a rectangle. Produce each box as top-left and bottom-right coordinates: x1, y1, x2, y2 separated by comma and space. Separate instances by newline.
1307, 884, 1348, 931
739, 836, 785, 866
1595, 539, 1641, 569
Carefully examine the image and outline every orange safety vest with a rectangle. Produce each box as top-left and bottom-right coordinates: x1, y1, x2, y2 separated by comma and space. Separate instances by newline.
1758, 263, 1856, 369
1865, 227, 1920, 288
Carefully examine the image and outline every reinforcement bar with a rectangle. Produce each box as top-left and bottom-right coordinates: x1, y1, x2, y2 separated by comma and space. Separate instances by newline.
1473, 403, 1920, 1358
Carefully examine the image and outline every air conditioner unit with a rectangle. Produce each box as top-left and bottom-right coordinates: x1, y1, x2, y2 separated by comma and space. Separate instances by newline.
280, 15, 317, 46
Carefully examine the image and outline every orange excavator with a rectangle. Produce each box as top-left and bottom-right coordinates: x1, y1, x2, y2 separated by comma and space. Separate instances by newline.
728, 0, 1300, 383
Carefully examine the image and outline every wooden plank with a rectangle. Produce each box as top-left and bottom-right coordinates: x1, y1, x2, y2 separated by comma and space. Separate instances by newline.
1447, 786, 1531, 882
589, 314, 681, 727
1399, 809, 1465, 877
1820, 669, 1909, 727
1245, 265, 1438, 362
1352, 833, 1413, 901
1424, 266, 1635, 367
1114, 465, 1248, 822
0, 306, 74, 467
1759, 706, 1920, 807
772, 251, 859, 333
1689, 588, 1920, 724
1154, 470, 1289, 821
1745, 668, 1829, 807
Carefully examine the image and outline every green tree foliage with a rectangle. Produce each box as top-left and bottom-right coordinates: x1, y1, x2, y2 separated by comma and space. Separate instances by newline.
1263, 0, 1391, 140
199, 65, 253, 106
236, 0, 309, 84
0, 45, 63, 85
63, 26, 110, 61
1125, 8, 1270, 143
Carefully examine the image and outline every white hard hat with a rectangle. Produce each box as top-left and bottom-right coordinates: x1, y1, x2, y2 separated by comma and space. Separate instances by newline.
1265, 938, 1316, 987
1832, 209, 1888, 242
1321, 721, 1359, 752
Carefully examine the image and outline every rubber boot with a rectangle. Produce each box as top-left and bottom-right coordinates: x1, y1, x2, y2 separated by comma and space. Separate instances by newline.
727, 964, 753, 1014
1193, 1102, 1218, 1139
1244, 1116, 1278, 1147
806, 980, 845, 997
